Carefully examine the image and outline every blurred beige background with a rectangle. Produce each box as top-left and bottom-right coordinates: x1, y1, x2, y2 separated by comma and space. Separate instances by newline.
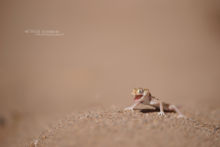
0, 0, 220, 117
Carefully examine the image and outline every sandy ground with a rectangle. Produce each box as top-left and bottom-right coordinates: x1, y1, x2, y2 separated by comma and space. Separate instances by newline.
1, 103, 220, 147
29, 107, 220, 147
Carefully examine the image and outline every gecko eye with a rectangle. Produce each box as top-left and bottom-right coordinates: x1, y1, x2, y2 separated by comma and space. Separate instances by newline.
138, 89, 143, 93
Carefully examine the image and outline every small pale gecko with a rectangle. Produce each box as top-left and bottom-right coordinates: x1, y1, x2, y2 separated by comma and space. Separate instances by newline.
124, 88, 185, 118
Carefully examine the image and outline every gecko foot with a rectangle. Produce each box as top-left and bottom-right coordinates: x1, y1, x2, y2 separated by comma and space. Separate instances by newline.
124, 107, 134, 112
158, 111, 166, 116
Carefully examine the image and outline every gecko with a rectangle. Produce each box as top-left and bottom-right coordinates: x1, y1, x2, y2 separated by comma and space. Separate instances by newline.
124, 88, 185, 118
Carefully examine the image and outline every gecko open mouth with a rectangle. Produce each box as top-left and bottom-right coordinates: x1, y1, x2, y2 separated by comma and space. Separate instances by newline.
134, 95, 143, 100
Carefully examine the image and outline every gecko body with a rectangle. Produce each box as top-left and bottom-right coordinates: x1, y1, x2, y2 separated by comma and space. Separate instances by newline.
124, 88, 185, 118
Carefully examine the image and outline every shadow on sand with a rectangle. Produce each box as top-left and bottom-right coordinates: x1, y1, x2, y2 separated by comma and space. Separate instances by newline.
138, 108, 175, 114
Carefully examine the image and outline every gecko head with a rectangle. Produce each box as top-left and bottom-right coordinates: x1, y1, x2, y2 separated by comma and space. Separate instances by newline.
132, 88, 149, 101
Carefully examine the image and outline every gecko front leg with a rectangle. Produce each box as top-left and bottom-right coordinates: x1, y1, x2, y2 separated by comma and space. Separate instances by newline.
124, 101, 140, 111
124, 94, 146, 111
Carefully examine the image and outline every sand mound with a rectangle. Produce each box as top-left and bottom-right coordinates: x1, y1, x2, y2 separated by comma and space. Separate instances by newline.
28, 108, 220, 147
